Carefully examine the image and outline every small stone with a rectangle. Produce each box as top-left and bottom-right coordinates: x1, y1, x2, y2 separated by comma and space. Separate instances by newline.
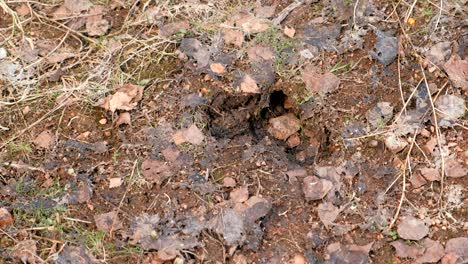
384, 133, 408, 153
287, 134, 301, 148
99, 118, 107, 125
223, 177, 236, 187
290, 253, 306, 264
369, 140, 379, 147
0, 208, 13, 228
268, 113, 301, 141
284, 26, 296, 38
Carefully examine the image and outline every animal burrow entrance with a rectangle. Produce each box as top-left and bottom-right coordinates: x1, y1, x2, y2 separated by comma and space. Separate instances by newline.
206, 90, 290, 139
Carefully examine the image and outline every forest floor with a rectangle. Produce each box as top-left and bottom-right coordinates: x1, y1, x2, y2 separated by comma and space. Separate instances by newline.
0, 0, 467, 263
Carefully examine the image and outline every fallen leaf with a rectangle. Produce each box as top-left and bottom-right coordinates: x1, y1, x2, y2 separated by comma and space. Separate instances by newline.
436, 95, 465, 127
410, 172, 427, 188
444, 158, 466, 178
445, 237, 468, 261
391, 240, 425, 259
94, 211, 123, 232
157, 249, 179, 261
223, 177, 236, 187
317, 202, 340, 227
426, 42, 451, 67
161, 147, 180, 162
443, 57, 468, 90
303, 176, 333, 201
241, 17, 270, 34
106, 38, 122, 54
115, 112, 132, 126
0, 208, 13, 228
179, 38, 211, 68
159, 21, 189, 37
238, 74, 260, 93
141, 159, 174, 184
56, 246, 97, 264
302, 65, 340, 95
255, 4, 275, 18
108, 177, 122, 188
397, 216, 429, 240
230, 186, 249, 203
420, 167, 441, 182
366, 102, 394, 128
417, 238, 444, 263
442, 252, 460, 264
284, 26, 295, 38
369, 30, 398, 66
326, 242, 372, 263
172, 124, 205, 145
247, 45, 274, 62
130, 213, 160, 244
33, 130, 56, 149
64, 0, 92, 13
46, 50, 75, 64
223, 29, 244, 47
86, 19, 109, 36
210, 63, 226, 74
268, 113, 301, 140
15, 3, 30, 17
100, 84, 144, 112
10, 240, 38, 264
303, 24, 341, 51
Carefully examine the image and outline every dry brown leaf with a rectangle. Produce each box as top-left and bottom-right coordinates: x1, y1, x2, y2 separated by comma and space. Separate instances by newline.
109, 177, 122, 188
303, 176, 333, 201
223, 177, 236, 187
223, 29, 244, 47
33, 130, 56, 149
161, 147, 180, 162
241, 17, 270, 34
94, 211, 123, 232
11, 240, 38, 264
247, 45, 274, 62
410, 172, 427, 188
420, 167, 441, 182
239, 74, 260, 93
443, 57, 468, 90
159, 21, 190, 37
230, 186, 249, 203
397, 216, 429, 240
210, 63, 226, 74
445, 158, 467, 178
141, 159, 174, 184
100, 84, 144, 112
86, 19, 109, 36
64, 0, 92, 13
172, 124, 205, 145
15, 3, 30, 16
317, 202, 340, 227
284, 26, 296, 38
391, 240, 425, 259
46, 50, 75, 64
302, 66, 340, 94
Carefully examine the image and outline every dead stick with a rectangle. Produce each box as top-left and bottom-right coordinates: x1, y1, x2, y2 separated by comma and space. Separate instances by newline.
272, 0, 305, 25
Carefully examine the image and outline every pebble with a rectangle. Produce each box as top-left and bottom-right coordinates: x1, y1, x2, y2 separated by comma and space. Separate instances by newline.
99, 118, 107, 125
0, 47, 7, 59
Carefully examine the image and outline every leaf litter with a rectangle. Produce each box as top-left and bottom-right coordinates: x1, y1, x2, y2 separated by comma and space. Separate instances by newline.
1, 0, 467, 262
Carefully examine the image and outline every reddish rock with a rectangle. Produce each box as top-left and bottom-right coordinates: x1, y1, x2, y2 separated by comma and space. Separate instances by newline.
0, 208, 13, 228
268, 113, 301, 140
